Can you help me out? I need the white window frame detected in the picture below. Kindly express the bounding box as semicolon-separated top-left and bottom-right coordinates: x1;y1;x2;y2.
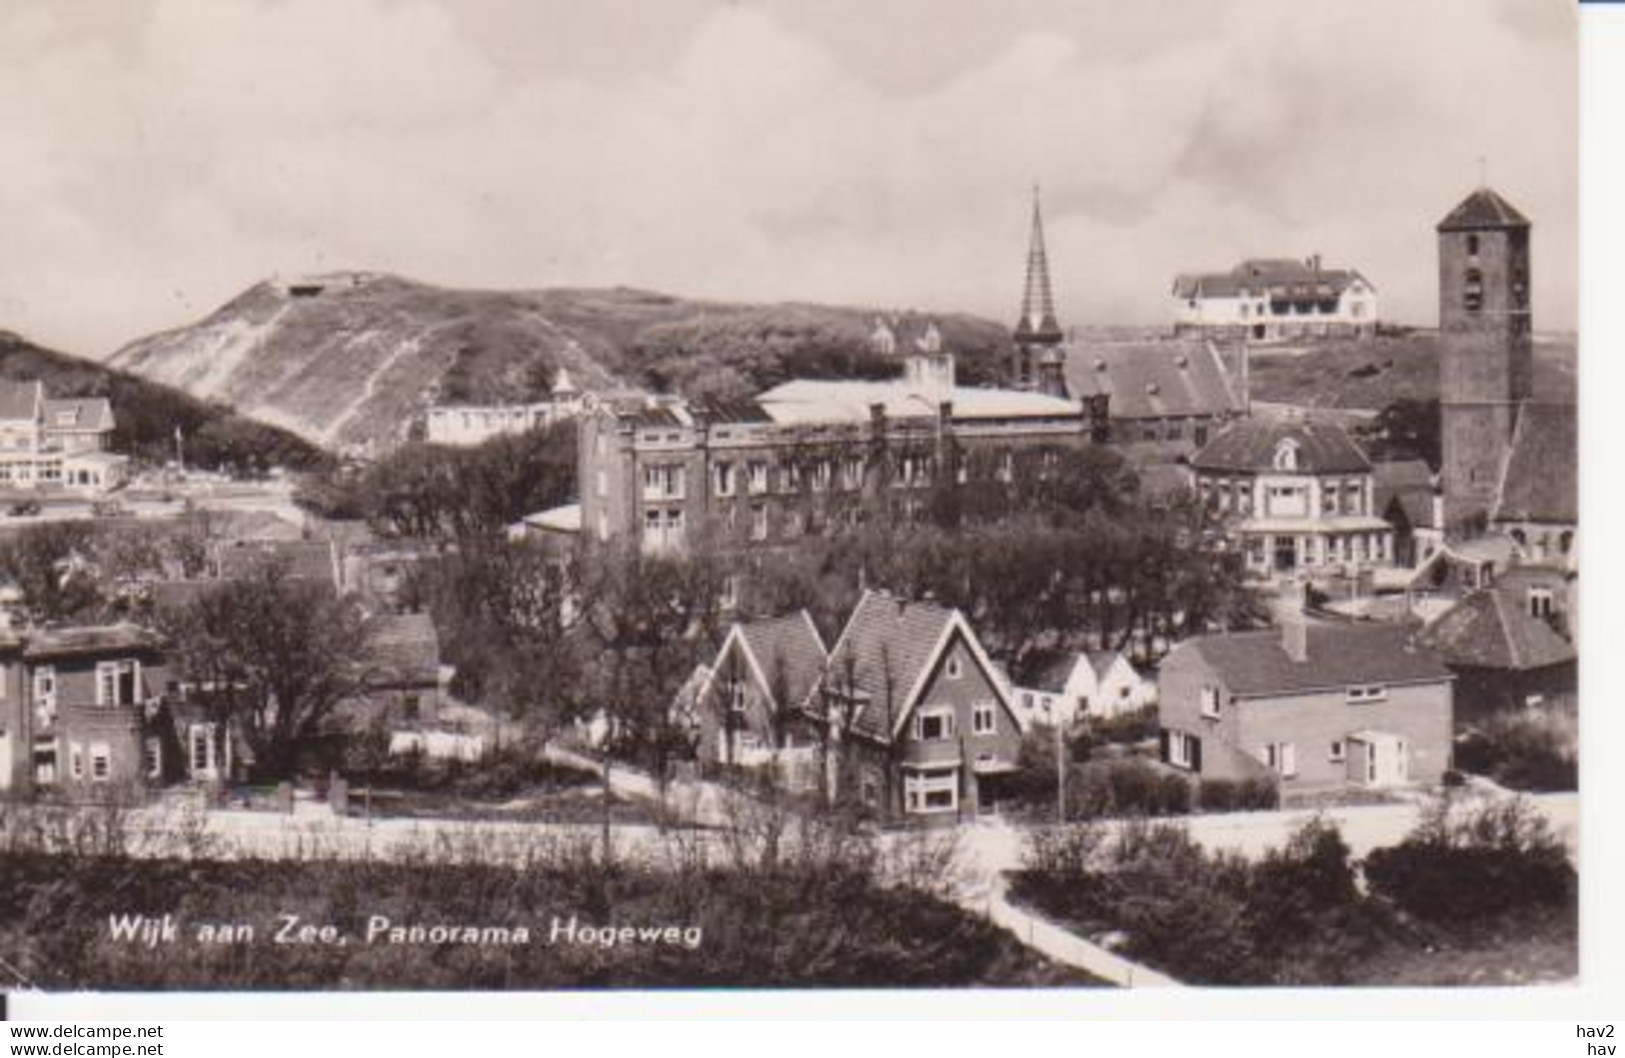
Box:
913;708;956;742
89;742;111;783
96;660;140;707
1168;730;1196;769
144;737;163;779
69;742;85;780
903;767;958;815
945;656;963;681
1346;684;1388;705
972;702;996;735
1199;685;1221;719
1264;741;1297;778
713;461;736;498
1528;587;1554;619
747;461;769;495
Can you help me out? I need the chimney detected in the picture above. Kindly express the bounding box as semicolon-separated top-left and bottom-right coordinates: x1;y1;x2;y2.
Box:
1280;578;1309;663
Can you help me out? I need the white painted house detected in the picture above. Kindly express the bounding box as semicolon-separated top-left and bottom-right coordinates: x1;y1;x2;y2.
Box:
1172;257;1377;341
424;369;588;447
1010;649;1156;727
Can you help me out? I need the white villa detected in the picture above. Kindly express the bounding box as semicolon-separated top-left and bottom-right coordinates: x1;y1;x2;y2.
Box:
0;381;128;493
1172;257;1377;341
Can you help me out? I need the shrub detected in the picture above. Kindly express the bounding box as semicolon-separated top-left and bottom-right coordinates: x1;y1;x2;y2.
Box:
1198;776;1280;813
1454;718;1576;793
1088;705;1159;746
1364;797;1574;925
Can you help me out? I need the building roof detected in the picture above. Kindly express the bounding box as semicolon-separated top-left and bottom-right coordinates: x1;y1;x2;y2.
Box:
23;622;162;660
1179;624;1452;697
519;503;582;534
823;591;972;739
0;380;43;423
1023;648;1130;695
365;612;441;686
1172;259;1369;300
1015;190;1064;343
215;540;340;588
1418;589;1575;671
44;397;115;432
1437;187;1531;232
1192;417;1372;474
1063;339;1242;421
756;378;1081;426
1493;403;1577;525
733;611;828;714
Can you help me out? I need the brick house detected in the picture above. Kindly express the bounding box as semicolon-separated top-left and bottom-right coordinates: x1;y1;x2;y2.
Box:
1159;614;1454;792
690;611;828;788
817;591;1027;818
0;623;169;800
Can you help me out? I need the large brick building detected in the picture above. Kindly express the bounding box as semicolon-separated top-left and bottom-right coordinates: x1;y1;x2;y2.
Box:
577;328;1098;554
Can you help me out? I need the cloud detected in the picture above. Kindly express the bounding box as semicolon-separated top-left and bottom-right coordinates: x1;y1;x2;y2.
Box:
0;0;1577;356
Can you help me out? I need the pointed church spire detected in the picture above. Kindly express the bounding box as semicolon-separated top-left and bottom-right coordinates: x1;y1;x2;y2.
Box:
1017;185;1064;343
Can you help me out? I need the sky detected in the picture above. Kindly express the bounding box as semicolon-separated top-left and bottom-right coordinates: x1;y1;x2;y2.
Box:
0;0;1578;358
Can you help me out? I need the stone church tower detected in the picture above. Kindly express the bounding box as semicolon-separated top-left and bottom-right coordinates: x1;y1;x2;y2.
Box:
1437;186;1533;532
1012;188;1069;398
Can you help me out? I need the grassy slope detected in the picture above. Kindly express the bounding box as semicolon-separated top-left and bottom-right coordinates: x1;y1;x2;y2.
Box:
1245;331;1577;410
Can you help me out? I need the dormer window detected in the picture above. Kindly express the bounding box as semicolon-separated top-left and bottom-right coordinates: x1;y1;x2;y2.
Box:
1273;439;1300;472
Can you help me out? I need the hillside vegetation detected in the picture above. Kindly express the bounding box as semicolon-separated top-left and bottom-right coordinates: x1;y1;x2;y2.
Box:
0;330;327;474
110;275;1013;453
1244;330;1576;411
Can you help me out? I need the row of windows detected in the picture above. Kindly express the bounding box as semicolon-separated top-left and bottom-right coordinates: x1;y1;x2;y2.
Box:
1198;683;1389;719
911;704;999;741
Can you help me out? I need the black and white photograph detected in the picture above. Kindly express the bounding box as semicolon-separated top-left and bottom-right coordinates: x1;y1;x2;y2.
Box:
0;0;1581;1000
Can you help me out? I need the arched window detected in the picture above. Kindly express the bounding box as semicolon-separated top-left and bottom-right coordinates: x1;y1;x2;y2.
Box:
1464;268;1484;312
1272;439;1300;472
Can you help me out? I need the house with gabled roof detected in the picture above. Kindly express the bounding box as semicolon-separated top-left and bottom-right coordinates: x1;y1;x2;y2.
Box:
1010;648;1155;728
692;610;828;784
815;590;1026;818
1417;588;1576;722
1171;256;1378;341
1159;603;1454;793
1192;416;1395;578
0;380;128;492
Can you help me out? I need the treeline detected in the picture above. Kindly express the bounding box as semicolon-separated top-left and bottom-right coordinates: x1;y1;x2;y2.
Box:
0;331;327;475
296;421;578;539
623;308;1010;403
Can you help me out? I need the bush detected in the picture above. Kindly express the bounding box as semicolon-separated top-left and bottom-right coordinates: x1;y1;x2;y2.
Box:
1012;817;1386;985
1087;705;1160;746
1364;797;1574;925
1198;776;1280;813
1454;719;1577;793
